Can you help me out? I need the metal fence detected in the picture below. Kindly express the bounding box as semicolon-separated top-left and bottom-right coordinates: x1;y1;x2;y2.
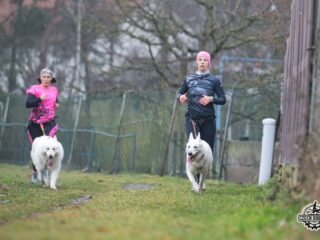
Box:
0;91;186;175
0;82;280;177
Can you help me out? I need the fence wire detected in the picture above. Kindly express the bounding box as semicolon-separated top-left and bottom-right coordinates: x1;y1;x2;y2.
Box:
0;84;280;176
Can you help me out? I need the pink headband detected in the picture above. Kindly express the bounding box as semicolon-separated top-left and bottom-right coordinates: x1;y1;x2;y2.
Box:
196;51;211;65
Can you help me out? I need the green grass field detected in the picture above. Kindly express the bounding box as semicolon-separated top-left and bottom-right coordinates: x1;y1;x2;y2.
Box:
0;163;319;240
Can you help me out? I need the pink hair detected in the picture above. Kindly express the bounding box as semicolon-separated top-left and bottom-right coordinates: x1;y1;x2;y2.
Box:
196;51;211;65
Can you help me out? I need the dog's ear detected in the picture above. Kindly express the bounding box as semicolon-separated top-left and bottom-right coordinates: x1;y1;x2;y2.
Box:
196;132;201;140
188;132;194;141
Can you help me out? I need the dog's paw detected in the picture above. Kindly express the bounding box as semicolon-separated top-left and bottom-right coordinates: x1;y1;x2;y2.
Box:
199;184;206;192
192;185;205;193
196;188;203;193
193;189;202;193
192;185;200;192
50;186;57;190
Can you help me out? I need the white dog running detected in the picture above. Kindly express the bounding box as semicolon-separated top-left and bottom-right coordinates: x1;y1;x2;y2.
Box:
186;133;213;193
31;135;64;189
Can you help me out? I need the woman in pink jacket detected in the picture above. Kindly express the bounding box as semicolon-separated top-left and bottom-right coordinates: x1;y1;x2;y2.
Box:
25;68;60;183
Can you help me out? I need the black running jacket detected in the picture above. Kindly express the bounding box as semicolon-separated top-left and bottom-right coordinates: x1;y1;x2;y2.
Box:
177;73;226;120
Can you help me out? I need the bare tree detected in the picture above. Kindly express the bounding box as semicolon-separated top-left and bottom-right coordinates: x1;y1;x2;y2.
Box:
0;0;62;92
0;0;291;94
114;0;277;87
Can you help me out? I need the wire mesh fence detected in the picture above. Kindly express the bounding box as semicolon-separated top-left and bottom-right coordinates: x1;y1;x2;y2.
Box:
0;83;280;177
0;91;185;175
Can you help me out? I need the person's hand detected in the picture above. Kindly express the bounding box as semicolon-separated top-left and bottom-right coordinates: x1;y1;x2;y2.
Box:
40;94;46;100
55;103;59;108
199;95;213;105
179;93;188;103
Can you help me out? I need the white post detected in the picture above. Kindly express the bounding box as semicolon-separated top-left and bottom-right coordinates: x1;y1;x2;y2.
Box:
258;118;276;185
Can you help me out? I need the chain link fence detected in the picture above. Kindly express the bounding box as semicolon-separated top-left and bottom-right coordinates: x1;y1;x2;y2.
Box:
0;91;185;175
0;83;280;178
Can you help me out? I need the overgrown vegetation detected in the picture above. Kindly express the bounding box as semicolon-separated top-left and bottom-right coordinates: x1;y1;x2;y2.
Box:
0;164;318;240
294;133;320;200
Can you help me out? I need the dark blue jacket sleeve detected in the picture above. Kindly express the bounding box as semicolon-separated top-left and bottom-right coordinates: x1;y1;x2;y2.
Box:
176;78;188;100
213;79;226;105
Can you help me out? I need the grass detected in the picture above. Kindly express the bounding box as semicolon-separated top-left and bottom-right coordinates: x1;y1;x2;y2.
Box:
0;163;319;240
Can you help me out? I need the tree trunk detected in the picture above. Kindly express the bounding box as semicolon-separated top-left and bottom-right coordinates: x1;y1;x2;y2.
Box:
8;44;17;92
37;0;62;76
159;58;187;176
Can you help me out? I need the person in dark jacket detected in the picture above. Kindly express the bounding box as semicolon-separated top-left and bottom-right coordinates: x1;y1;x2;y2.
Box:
25;68;60;183
177;51;226;152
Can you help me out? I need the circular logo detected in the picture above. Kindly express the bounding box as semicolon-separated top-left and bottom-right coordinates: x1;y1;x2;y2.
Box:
297;201;320;231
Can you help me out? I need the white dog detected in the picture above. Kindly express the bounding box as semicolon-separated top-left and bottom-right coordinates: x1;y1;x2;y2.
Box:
186;133;213;193
31;135;64;189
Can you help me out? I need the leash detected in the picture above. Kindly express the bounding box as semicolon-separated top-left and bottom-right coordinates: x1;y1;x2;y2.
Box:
191;120;197;138
40;123;45;136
